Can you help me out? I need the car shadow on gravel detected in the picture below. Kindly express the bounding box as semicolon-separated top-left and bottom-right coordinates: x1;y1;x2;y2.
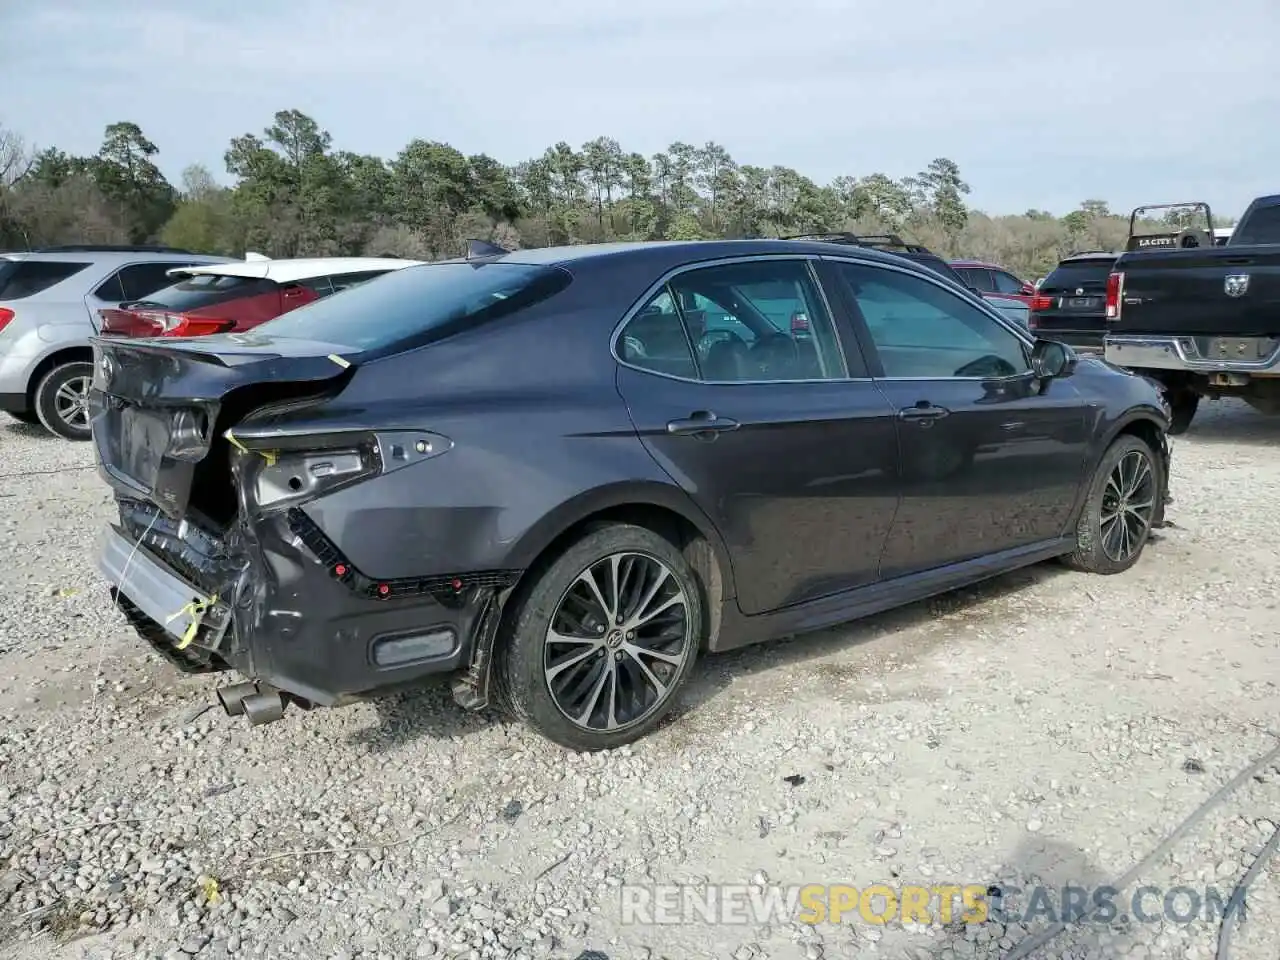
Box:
668;560;1075;727
345;681;507;753
1180;400;1278;448
0;420;55;442
908;835;1147;959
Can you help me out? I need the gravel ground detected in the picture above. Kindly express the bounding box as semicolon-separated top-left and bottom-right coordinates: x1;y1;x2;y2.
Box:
1;399;1278;960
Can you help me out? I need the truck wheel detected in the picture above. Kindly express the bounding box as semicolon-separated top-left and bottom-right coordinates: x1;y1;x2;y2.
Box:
1166;392;1199;435
1064;434;1164;575
497;523;703;751
34;361;94;441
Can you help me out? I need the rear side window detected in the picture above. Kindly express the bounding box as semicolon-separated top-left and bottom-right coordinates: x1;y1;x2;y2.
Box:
251;262;572;353
132;273;279;311
1041;260;1114;292
95;262;199;303
1233;205;1280;245
0;260;92;300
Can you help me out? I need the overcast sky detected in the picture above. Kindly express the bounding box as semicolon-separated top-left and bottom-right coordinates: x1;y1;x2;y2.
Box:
3;0;1276;217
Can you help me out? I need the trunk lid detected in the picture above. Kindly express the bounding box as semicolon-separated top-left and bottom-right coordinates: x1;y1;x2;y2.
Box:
89;333;356;520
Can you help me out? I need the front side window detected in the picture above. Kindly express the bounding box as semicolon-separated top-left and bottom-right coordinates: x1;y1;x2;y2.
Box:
837;262;1029;379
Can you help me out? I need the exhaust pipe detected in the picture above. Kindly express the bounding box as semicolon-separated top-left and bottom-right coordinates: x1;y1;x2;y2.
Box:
240;691;286;726
216;682;260;717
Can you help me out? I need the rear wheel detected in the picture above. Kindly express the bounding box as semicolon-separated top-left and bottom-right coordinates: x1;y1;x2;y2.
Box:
34;361;94;441
498;523;702;751
1064;435;1163;575
1166;390;1199;435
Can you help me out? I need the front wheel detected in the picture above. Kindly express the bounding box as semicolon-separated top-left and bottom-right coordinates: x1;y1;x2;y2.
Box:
498;523;703;751
34;361;94;441
1064;435;1164;575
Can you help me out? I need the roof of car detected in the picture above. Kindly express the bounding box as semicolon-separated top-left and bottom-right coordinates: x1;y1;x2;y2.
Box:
166;257;425;282
452;239;941;273
4;250;233;266
1057;251;1120;263
949;259;1008;270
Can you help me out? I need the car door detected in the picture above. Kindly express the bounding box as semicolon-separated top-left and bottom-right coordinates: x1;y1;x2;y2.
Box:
614;255;901;615
826;257;1092;579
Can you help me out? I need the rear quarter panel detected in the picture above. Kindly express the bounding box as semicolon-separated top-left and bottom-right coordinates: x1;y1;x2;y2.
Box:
282;294;729;586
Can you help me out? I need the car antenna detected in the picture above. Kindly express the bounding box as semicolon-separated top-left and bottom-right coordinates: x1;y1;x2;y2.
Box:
466;239;507;260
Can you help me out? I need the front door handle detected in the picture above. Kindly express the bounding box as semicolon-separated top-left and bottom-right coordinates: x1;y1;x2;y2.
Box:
897;402;951;423
667;411;741;436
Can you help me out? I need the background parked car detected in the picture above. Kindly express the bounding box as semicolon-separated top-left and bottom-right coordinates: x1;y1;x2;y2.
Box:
97;256;423;338
1027;251;1119;353
985;293;1030;328
0;245;234;439
950;259;1036;303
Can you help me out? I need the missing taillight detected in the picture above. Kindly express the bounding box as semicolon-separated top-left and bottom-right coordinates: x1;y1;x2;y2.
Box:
1105;271;1125;320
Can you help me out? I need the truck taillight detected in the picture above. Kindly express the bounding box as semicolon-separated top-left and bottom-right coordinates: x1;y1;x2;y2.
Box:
1028;295;1055;311
1105;271;1125;320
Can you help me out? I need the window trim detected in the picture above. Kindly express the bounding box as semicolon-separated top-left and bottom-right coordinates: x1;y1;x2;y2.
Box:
819;254;1036;383
610;254;865;386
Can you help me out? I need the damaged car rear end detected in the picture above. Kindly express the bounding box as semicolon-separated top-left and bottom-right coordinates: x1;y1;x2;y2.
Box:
89;257;574;725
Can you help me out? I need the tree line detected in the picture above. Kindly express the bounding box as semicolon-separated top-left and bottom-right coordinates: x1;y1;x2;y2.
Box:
0;110;1219;281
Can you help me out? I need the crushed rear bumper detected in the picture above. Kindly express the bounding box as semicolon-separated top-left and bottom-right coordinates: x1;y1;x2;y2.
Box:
96;501;519;709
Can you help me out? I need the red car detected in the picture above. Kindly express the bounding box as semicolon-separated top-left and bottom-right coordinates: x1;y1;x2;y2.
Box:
97;256;422;337
949;260;1036;304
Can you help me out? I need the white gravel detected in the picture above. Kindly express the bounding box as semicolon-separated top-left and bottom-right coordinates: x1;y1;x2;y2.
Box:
1;399;1279;960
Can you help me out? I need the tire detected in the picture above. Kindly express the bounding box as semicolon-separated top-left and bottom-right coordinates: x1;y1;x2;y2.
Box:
5;409;40;425
34;361;94;441
497;523;703;751
1064;434;1164;575
1166;391;1199;436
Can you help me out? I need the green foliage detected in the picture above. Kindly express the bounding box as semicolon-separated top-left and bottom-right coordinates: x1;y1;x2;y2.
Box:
0;110;1179;278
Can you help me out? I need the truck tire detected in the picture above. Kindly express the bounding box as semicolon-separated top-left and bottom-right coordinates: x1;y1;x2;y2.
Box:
1167;391;1199;435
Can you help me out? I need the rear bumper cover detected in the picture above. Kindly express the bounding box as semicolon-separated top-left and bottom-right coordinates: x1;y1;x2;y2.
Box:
96;502;520;707
1105;334;1280;374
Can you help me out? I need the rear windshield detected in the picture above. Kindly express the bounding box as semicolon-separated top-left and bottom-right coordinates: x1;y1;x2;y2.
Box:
0;260;92;300
132;273;278;311
1042;259;1115;291
252;261;573;352
1233;204;1280;245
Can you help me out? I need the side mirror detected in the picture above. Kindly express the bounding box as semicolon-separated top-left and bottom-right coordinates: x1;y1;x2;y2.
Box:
1031;338;1077;379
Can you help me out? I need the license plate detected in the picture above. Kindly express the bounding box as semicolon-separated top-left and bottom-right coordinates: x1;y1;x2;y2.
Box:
1206;337;1274;360
1067;297;1099;308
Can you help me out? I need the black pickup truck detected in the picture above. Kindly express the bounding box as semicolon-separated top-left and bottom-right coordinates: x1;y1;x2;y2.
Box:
1103;195;1280;432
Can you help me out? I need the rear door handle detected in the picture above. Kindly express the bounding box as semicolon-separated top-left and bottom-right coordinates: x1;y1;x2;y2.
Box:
897;403;951;423
667;411;740;436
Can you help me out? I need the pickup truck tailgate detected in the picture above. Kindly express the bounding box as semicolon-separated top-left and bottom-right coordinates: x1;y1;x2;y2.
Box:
1111;245;1280;336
